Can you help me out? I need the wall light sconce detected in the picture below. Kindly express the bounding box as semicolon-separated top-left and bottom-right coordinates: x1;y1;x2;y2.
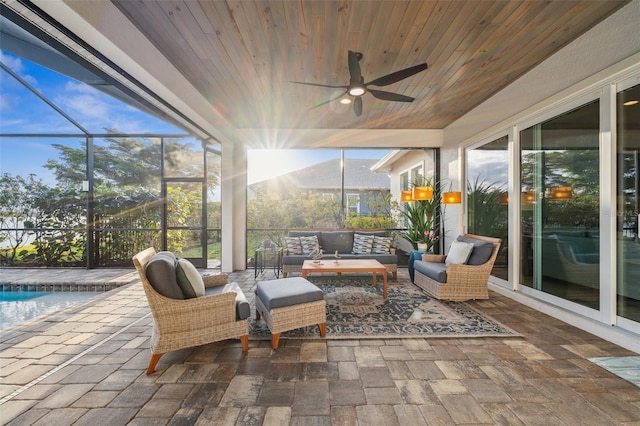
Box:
546;186;573;200
412;186;433;201
442;191;462;204
521;191;537;204
401;190;414;202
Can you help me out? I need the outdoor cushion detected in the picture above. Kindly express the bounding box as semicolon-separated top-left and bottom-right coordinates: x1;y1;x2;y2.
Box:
352;233;373;254
413;260;448;283
289;231;322;243
205;282;250;320
175;258;205;298
446;241;474;264
299;235;319;254
371;235;392;254
255;277;324;310
456;235;494;265
284;236;303;255
321;231;354;254
145;251;184;299
282;253;397;265
344;253;397;264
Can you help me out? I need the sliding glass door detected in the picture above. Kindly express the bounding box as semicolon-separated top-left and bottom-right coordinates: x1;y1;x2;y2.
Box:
520;100;600;309
617;83;640;322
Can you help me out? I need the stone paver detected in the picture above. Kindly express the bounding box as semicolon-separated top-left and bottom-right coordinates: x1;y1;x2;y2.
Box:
0;268;639;425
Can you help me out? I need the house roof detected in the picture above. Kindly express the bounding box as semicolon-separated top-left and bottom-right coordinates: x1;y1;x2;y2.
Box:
251;158;389;191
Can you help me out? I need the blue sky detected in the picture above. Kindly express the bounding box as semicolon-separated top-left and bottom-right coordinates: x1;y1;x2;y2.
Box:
0;51;183;182
1;51;391;187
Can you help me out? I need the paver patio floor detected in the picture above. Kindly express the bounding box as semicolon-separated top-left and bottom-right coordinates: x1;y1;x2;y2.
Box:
1;268;639;425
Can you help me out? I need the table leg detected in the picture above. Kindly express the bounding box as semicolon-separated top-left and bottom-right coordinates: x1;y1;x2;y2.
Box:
372;272;377;287
382;270;388;299
302;270;308;279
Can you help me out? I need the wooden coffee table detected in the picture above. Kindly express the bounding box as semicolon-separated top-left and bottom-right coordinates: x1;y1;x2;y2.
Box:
301;259;388;299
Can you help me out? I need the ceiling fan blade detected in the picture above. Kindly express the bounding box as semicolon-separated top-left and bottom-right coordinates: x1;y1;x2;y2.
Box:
354;96;363;117
309;91;349;110
348;50;362;82
291;81;348;89
368;89;415;102
366;63;428;87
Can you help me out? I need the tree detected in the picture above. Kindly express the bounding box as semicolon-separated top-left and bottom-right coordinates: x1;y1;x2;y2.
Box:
467;177;507;239
30;185;86;266
0;174;46;264
44;130;220;190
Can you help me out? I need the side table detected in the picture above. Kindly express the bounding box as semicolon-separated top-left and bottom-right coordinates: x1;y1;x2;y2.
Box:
254;247;283;279
407;250;426;283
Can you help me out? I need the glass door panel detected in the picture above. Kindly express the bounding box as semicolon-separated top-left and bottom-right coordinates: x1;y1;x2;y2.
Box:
520;100;600;308
165;181;205;267
466;135;509;281
617;84;640;322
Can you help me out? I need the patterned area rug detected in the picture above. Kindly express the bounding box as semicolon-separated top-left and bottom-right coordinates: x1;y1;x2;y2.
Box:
249;276;520;340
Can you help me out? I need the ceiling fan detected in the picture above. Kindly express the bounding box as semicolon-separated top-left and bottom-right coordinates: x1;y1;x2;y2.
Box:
292;50;428;117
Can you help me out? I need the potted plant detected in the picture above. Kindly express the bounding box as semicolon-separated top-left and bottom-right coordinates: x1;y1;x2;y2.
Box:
397;177;442;252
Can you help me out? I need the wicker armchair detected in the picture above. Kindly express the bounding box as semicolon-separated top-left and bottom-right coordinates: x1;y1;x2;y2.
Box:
133;248;249;374
413;234;502;301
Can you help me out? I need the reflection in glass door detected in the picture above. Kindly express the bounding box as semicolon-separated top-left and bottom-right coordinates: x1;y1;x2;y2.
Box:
520;100;600;309
164;180;205;267
617;83;640;322
466;136;509;281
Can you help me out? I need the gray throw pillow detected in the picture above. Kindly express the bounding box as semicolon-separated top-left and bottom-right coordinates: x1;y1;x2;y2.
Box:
456;236;495;265
145;252;184;299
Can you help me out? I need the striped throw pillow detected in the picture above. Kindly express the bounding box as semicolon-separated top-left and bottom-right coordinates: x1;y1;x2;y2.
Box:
299;235;319;255
371;236;392;254
352;233;373;254
284;236;303;255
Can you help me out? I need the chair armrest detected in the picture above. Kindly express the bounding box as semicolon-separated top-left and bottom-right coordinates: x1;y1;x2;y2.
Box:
422;254;445;263
151;291;239;328
446;262;491;273
203;273;229;288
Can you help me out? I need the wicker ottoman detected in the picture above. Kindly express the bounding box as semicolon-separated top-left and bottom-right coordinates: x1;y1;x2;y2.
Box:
255;277;326;349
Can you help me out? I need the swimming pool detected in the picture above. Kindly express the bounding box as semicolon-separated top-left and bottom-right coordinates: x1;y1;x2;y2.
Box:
0;291;102;331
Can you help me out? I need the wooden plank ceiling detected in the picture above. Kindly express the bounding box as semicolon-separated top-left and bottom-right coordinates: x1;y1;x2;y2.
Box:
112;0;627;130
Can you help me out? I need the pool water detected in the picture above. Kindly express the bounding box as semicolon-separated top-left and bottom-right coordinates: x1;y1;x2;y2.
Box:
0;291;101;331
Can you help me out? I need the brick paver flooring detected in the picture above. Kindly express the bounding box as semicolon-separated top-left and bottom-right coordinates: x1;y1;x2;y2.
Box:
1;268;639;425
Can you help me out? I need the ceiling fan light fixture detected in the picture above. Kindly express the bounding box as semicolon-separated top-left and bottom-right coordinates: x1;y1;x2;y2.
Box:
348;85;366;97
340;97;352;105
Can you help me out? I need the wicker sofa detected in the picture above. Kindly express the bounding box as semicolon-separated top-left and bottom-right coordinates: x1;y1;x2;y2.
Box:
413;234;501;301
133;248;249;374
281;229;398;280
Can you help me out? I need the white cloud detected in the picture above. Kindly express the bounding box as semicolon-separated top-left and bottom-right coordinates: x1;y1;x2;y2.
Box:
0;52;24;73
0;52;39;89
